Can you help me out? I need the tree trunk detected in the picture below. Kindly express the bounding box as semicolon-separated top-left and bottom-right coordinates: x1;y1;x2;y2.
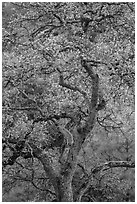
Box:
32;59;101;202
56;177;73;201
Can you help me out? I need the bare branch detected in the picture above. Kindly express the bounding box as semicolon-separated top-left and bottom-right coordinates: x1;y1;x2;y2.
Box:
3;107;38;112
33;112;73;124
126;2;134;12
58;126;74;146
58;70;86;96
77;163;89;177
31;180;56;195
18;89;44;117
76;160;135;201
52;12;64;24
91;161;135;174
97;117;121;131
80;56;98;80
59;45;82;53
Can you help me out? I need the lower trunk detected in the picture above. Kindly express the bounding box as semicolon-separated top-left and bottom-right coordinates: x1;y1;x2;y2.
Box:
56;177;73;202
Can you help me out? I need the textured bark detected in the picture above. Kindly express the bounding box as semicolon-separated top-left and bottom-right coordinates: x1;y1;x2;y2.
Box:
44;59;100;201
52;59;100;201
56;177;73;201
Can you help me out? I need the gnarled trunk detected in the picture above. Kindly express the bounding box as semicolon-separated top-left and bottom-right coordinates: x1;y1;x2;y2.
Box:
32;58;101;202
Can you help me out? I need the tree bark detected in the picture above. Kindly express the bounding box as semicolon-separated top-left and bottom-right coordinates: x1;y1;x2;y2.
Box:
56;177;73;201
54;59;100;201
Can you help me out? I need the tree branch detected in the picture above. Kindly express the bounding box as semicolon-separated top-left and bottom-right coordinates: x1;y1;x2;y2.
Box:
33;112;73;124
77;57;99;136
76;160;135;201
18;89;44;117
57;68;87;97
28;142;61;199
91;161;135;174
57;68;90;110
